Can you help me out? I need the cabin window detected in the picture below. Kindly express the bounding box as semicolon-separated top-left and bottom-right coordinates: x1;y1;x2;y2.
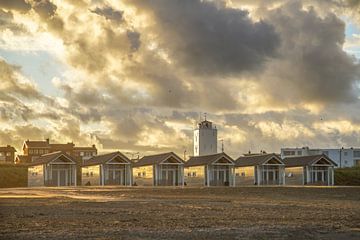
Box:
241;172;245;177
142;172;146;177
90;172;93;177
344;152;348;156
80;152;84;156
6;152;11;156
137;172;142;177
192;172;196;177
187;172;191;177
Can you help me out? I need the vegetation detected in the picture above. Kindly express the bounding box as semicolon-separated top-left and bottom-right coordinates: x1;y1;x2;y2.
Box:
335;167;360;186
0;164;28;188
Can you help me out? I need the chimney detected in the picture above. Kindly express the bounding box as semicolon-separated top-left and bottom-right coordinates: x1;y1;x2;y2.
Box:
46;138;50;144
92;144;96;148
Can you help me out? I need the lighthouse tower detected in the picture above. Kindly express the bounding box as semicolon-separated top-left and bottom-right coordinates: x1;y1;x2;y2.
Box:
193;116;217;156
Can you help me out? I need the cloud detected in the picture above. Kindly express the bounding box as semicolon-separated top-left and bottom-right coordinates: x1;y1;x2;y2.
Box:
32;0;57;20
0;0;31;13
126;0;279;76
257;1;360;105
1;0;360;157
91;6;123;23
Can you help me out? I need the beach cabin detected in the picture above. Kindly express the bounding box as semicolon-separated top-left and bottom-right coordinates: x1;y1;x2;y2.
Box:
81;151;132;186
28;151;77;187
184;153;235;187
283;154;336;186
132;152;185;186
235;153;285;185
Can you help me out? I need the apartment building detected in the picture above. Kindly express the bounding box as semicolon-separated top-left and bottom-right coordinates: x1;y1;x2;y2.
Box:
15;139;97;163
281;146;360;168
0;145;16;163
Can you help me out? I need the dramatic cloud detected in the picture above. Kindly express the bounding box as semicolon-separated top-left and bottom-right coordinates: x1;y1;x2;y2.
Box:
258;2;360;104
0;0;360;157
91;6;123;23
0;0;31;13
127;0;279;76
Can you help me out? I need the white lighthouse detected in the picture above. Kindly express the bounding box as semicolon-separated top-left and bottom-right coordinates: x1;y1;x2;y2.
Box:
193;116;217;156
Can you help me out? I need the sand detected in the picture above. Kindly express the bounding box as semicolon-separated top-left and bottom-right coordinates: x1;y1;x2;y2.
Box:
0;186;360;239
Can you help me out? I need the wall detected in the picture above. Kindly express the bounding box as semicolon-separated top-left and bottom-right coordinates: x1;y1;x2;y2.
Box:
235;166;255;185
28;165;44;187
82;165;100;186
285;167;304;185
185;166;205;186
133;165;154;186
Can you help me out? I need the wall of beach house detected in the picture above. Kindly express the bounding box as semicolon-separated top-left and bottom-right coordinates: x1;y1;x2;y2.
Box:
133;165;154;186
44;164;77;186
235;166;255;185
82;165;100;186
154;164;184;186
28;165;44;187
184;166;206;186
285;167;304;185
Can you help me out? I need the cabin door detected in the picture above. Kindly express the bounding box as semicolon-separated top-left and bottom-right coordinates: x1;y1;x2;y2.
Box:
213;169;227;186
52;169;68;186
108;168;125;185
162;169;176;186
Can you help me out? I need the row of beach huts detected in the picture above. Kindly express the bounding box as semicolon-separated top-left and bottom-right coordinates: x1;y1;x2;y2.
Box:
27;150;337;187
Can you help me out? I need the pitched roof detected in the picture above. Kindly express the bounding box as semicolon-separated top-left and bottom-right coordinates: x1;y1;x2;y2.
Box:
50;143;75;151
0;145;16;152
24;140;50;148
28;151;76;166
133;152;184;167
74;146;97;151
82;151;130;167
235;153;284;167
283;154;337;167
185;152;234;167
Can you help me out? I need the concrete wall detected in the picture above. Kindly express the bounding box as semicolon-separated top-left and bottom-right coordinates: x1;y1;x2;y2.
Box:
133;165;154;186
285;167;304;185
82;165;100;186
28;165;44;187
235;166;255;185
185;166;205;186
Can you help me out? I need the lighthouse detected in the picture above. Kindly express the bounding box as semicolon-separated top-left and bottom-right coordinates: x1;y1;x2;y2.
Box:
193;116;217;156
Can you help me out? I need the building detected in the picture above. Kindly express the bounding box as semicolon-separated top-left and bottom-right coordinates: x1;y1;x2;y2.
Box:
0;145;16;163
15;139;97;163
184;152;235;187
28;151;77;187
74;145;97;163
132;152;185;186
281;146;360;168
235;153;285;185
194;118;217;156
81;152;132;186
283;154;337;186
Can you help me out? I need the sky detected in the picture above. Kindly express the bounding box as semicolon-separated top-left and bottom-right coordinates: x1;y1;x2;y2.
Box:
0;0;360;159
